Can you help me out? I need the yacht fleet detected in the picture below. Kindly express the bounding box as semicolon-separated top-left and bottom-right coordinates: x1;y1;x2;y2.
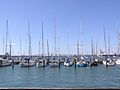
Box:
0;54;120;68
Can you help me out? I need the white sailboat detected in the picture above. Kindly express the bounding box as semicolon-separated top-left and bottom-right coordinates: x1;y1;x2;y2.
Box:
103;58;115;66
49;56;59;67
50;18;59;67
116;31;120;65
102;26;115;66
76;21;88;67
63;32;73;67
36;22;47;67
0;20;12;67
0;57;11;67
19;21;35;67
64;57;73;67
89;37;98;66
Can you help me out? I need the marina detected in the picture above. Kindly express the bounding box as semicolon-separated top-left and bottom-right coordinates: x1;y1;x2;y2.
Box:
0;0;120;89
0;55;120;89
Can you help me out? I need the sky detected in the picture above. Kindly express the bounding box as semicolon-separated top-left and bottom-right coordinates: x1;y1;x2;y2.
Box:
0;0;120;55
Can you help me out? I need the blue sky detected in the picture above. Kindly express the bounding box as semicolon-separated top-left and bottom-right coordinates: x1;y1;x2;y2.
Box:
0;0;120;55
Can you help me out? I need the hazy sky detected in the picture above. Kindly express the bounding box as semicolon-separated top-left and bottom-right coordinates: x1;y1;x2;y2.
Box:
0;0;120;55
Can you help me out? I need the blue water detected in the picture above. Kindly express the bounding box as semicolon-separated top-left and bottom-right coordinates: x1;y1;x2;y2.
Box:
0;64;120;89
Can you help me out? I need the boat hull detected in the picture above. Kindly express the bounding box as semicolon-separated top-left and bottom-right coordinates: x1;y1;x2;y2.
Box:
49;62;59;67
76;61;88;67
64;62;73;67
77;63;87;67
103;60;115;66
0;60;11;67
19;61;35;67
116;59;120;65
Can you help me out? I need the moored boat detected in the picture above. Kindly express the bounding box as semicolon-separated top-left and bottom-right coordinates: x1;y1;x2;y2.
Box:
0;57;11;67
115;59;120;65
76;56;88;67
36;57;47;67
103;58;115;66
19;57;35;67
49;57;60;67
64;58;73;67
76;60;88;67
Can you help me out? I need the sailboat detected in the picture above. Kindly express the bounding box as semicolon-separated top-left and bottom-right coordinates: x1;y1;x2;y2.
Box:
102;26;115;66
0;20;12;67
36;22;47;67
116;30;120;65
64;57;73;67
50;18;59;67
76;21;88;67
63;32;73;67
19;21;35;67
89;37;98;66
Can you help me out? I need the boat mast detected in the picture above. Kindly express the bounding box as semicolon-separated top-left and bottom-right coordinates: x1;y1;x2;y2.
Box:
20;36;22;56
96;33;98;56
5;20;8;55
39;40;40;56
108;33;110;54
103;25;107;55
91;37;93;56
58;37;60;56
9;38;12;56
66;33;69;56
3;36;5;55
80;21;83;58
117;30;120;54
77;40;79;57
42;21;44;58
28;21;31;57
91;37;94;58
47;39;50;57
54;18;57;56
